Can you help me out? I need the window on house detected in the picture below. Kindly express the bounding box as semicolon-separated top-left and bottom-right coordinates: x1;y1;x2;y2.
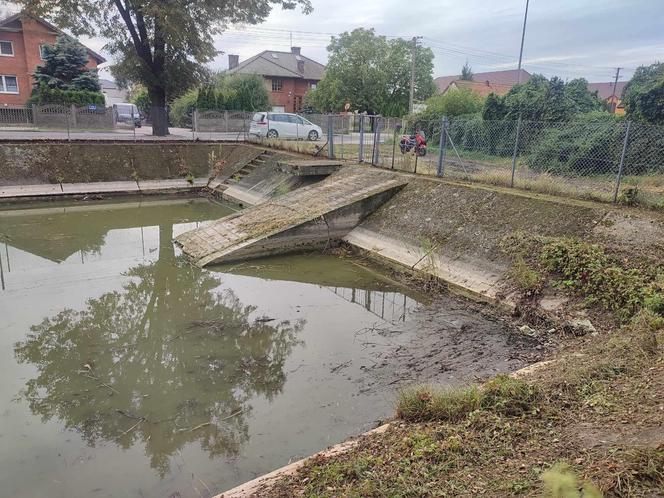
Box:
271;79;283;92
0;41;14;56
310;82;317;90
39;44;49;60
0;75;19;93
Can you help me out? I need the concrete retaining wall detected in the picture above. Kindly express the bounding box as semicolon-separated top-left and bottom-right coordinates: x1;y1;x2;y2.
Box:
0;142;265;186
344;178;664;302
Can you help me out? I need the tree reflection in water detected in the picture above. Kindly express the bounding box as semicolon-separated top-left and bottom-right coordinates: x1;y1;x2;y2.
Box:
14;224;304;476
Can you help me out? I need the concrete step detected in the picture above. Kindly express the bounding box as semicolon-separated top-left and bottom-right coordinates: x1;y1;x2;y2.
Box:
175;166;408;267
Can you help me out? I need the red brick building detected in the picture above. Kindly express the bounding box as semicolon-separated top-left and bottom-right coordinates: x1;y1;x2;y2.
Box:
0;12;105;106
226;47;325;113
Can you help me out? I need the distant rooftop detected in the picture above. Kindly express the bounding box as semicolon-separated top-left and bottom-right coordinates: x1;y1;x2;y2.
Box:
227;49;325;80
435;69;531;93
587;81;628;100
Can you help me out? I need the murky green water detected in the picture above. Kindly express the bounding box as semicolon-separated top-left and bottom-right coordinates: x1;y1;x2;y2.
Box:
0;197;423;498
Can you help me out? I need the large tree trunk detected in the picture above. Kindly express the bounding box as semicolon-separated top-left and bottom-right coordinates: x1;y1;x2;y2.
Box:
149;86;169;136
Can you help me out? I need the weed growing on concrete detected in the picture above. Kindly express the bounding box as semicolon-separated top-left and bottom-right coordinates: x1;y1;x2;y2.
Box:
501;232;664;321
508;256;543;295
185;172;195;185
55;174;65;192
539;238;663;320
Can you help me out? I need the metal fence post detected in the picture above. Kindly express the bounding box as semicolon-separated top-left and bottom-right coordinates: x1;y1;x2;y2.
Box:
613;120;632;203
66;106;71;142
131;107;137;141
510;115;523;187
358;114;365;163
327;114;334;159
391;125;397;170
192;109;197;140
437;116;448;176
372;117;381;165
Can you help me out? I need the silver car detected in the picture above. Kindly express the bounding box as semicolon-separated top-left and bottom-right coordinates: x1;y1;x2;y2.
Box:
249;112;321;141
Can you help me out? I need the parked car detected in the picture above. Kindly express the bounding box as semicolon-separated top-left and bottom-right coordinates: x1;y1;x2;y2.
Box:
113;103;142;127
249;112;321;141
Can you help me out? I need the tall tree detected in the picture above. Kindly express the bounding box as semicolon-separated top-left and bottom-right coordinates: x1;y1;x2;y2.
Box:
622;62;664;125
17;0;311;135
33;35;101;92
308;28;435;116
497;74;603;122
460;62;473;81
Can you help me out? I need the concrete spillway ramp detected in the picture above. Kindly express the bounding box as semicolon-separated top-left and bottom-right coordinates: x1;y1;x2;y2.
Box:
175;166;407;266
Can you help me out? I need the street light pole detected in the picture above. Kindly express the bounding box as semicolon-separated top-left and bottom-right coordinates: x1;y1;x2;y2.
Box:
516;0;530;84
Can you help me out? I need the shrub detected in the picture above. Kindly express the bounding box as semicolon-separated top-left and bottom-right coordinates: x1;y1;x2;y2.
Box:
131;88;150;115
537;238;664;321
28;84;105;106
416;87;484;122
170;88;198;128
526;112;625;176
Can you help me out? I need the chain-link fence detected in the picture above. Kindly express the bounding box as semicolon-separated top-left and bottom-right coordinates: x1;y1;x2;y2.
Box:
2;104;662;207
324;114;664;208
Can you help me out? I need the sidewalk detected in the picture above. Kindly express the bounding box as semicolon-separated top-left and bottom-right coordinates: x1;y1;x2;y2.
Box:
0;126;245;141
0;178;209;200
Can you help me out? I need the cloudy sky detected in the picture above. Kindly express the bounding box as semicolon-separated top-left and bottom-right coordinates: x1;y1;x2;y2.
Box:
5;0;662;83
204;0;662;83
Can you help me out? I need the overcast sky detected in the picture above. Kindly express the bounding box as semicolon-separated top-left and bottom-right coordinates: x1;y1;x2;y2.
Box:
5;0;662;83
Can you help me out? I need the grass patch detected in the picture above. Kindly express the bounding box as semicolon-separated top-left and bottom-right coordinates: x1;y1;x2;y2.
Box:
396;375;539;423
396;384;480;422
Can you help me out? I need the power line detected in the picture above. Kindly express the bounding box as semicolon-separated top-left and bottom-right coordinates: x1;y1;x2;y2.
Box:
217;25;636;79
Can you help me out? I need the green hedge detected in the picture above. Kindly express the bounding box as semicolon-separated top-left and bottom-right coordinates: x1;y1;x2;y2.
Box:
28;85;105;106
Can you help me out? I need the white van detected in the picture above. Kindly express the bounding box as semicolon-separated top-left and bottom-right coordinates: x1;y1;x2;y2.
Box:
249;112;322;141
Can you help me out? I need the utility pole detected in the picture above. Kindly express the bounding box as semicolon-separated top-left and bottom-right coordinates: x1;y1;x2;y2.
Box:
510;0;530;188
409;36;422;114
610;67;622;113
516;0;530;84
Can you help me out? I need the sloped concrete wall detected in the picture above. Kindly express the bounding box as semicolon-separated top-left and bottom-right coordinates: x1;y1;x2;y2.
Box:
345;178;662;302
0;142;265;186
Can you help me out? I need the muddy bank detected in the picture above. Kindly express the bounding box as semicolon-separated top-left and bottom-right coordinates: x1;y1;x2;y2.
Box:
339;294;544;401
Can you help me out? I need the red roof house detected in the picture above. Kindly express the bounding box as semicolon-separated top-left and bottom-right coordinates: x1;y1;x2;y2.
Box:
0;12;105;106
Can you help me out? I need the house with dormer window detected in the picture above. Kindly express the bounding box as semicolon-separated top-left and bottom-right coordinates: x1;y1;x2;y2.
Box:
226;47;325;113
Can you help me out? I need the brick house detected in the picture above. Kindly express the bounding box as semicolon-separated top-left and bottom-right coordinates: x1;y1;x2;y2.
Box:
226;47;325;113
0;12;105;106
